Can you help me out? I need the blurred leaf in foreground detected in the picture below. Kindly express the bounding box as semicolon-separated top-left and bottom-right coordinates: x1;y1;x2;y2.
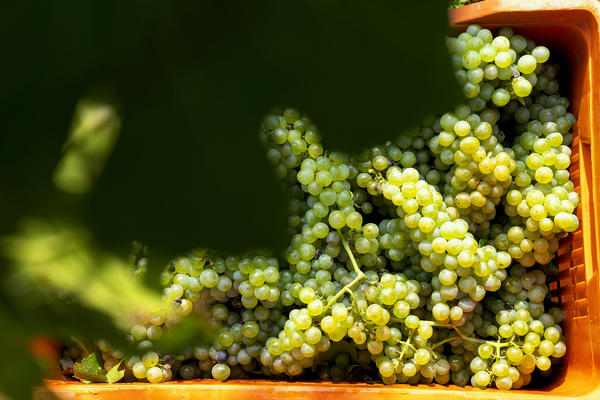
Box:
0;0;461;261
0;306;45;400
53;98;121;195
1;219;162;329
0;218;214;397
1;217;214;344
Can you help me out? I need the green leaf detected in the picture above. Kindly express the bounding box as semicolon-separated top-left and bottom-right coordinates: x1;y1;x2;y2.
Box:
1;219;163;327
0;0;460;261
73;353;107;383
106;360;125;384
0;217;215;351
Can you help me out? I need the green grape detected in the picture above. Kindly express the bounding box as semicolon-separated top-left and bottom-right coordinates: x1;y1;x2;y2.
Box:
131;324;147;342
517;55;537;74
405;315;420;329
496;376;513;390
532;46;550;63
200;269;219;288
492;89;511;107
328;210;346;229
146;367;163;383
147;325;162;341
133;362;147;379
211;364;231;380
142;352;159;368
513;77;532;97
494;51;512;68
474;371;491;387
414;349;431;365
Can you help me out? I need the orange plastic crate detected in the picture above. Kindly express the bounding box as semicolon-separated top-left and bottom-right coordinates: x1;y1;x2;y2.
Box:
35;0;600;399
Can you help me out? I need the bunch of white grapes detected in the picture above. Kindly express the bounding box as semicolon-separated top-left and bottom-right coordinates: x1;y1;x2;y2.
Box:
63;25;578;390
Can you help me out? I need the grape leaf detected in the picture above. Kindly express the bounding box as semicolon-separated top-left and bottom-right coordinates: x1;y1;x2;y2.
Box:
73;353;107;383
106;361;125;384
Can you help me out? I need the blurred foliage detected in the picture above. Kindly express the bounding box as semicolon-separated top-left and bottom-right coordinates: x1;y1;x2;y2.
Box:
2;219;162;328
0;306;45;400
0;1;462;398
53;99;121;195
0;0;460;259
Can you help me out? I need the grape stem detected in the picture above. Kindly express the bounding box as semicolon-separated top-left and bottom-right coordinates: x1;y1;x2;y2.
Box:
72;336;91;357
338;229;365;278
431;335;460;350
395;340;417;352
495;336;502;358
347;289;370;329
398;329;414;360
425;320;511;350
322;230;365;312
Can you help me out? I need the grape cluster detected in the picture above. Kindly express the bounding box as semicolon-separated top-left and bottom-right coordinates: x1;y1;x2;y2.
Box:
63;25;578;390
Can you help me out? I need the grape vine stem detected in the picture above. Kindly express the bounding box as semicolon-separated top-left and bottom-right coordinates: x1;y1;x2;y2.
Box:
398;329;414;360
425;321;511;351
323;230;366;312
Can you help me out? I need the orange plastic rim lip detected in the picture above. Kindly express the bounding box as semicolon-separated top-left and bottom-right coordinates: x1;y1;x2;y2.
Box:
37;0;600;399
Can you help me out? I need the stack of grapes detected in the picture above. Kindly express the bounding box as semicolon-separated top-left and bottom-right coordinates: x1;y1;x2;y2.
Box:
63;25;578;390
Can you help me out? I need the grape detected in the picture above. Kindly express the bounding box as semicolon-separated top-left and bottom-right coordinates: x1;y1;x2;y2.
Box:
142;352;159;368
132;362;147;379
513;77;532;97
492;88;511;106
496;376;513;390
146;367;163;383
517;55;537;74
131;324;147;342
495;51;512;68
432;303;450;321
474;371;490;387
414;349;431;365
211;364;231;380
492;36;511;52
532;46;550;63
200;269;219;288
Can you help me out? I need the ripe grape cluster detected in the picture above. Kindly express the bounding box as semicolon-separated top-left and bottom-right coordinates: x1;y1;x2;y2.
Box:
63;25;578;390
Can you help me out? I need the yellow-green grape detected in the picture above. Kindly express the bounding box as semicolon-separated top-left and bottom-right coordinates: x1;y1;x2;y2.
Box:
454;120;471;136
133;362;147;379
479;45;496;62
517;55;537;74
146;367;163;383
495;51;512;68
492;35;511;52
532;46;550;63
513;77;532;97
142;352;159;368
535;166;553;184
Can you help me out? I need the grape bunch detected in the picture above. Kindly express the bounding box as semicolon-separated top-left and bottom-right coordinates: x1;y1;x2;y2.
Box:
62;24;578;390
